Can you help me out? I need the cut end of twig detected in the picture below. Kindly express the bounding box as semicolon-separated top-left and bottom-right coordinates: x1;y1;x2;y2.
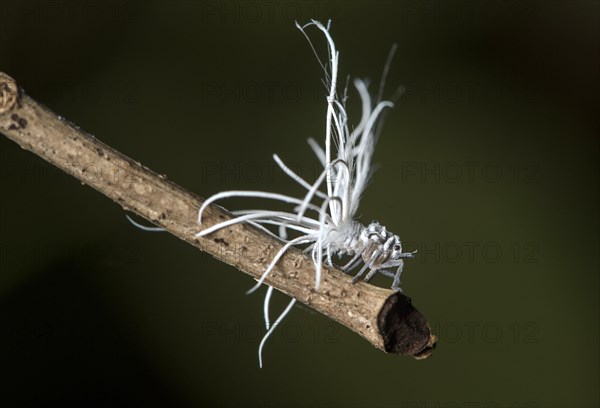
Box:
0;73;19;114
377;291;437;359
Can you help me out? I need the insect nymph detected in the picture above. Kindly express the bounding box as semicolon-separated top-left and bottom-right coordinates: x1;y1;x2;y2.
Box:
197;20;416;366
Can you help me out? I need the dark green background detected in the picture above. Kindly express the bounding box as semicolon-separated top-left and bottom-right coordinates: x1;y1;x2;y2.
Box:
1;1;598;407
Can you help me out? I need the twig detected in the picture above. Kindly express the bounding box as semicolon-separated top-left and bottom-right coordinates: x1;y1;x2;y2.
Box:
0;72;436;359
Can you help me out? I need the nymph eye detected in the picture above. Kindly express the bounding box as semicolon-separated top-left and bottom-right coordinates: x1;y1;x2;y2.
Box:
393;244;401;251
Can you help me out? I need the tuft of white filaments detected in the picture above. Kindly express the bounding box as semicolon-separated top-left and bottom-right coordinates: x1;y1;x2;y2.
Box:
196;20;416;368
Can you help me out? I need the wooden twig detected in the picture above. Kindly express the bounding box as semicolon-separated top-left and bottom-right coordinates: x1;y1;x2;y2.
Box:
0;72;436;359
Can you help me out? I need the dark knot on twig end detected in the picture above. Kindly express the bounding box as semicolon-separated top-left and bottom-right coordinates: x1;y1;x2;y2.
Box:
377;291;437;359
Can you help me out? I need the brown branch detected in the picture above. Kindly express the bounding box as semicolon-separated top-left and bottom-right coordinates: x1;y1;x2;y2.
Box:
0;72;436;359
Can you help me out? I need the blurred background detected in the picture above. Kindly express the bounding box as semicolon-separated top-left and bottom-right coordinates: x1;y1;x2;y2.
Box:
1;1;598;407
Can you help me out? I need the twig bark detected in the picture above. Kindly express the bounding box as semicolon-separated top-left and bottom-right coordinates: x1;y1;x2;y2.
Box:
0;72;436;359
